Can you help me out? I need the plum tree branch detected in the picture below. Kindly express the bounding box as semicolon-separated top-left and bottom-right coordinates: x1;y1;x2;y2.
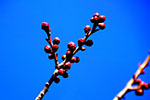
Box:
113;53;150;100
35;13;106;100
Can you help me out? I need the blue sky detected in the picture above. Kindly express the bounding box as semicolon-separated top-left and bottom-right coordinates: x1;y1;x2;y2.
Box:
0;0;149;100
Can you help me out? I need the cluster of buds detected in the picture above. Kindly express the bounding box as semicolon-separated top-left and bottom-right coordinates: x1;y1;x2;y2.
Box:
62;42;80;62
44;37;60;59
90;12;105;30
134;78;150;95
52;12;105;84
42;22;61;60
36;12;105;100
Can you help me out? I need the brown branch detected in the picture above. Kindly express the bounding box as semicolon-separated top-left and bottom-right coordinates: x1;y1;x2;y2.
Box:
36;13;105;100
35;69;58;100
35;24;101;100
113;53;150;100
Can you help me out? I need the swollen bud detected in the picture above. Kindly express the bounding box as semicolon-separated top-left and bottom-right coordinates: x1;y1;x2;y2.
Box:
78;38;85;46
52;44;59;52
62;72;69;78
70;57;80;63
70;57;76;63
54;76;60;83
93;12;100;17
41;22;50;33
68;41;76;51
75;57;80;63
62;55;66;60
44;45;51;53
98;15;105;23
66;50;72;57
48;54;54;59
85;40;93;47
84;25;91;33
135;89;143;95
41;22;49;30
53;37;60;45
58;69;65;75
98;23;105;30
63;62;71;70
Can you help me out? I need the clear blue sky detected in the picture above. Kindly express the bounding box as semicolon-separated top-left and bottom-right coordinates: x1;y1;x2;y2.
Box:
0;0;149;100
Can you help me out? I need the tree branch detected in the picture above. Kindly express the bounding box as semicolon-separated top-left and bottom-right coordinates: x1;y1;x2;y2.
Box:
36;13;106;100
113;53;150;100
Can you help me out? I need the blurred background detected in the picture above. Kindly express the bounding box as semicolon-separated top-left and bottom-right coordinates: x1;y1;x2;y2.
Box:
0;0;149;100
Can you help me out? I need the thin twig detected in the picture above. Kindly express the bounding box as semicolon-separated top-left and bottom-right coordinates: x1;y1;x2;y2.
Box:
113;53;150;100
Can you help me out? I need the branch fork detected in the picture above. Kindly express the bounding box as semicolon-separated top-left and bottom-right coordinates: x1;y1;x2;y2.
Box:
36;12;106;100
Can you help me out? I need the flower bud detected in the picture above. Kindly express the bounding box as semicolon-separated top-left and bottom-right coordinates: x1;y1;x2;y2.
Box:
78;38;85;46
85;40;93;47
44;45;51;53
84;25;91;33
54;76;60;83
52;44;59;52
53;37;60;45
68;41;76;51
135;89;143;95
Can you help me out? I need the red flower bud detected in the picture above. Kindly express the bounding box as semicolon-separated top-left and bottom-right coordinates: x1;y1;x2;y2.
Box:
70;57;80;63
52;44;59;52
93;16;99;21
62;72;69;78
93;12;100;17
85;40;93;47
48;54;54;59
70;57;76;63
84;25;91;33
41;22;49;30
78;38;85;46
58;69;65;75
41;22;50;33
64;62;71;70
53;37;60;45
90;16;100;23
62;55;66;60
98;23;105;30
75;57;80;63
66;50;72;57
135;89;143;95
54;76;60;83
68;41;76;51
44;45;51;53
98;15;105;23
